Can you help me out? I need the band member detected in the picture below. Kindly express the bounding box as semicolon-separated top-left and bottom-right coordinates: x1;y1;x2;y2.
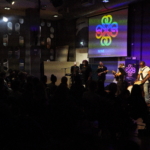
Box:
136;61;150;103
112;63;126;95
80;60;92;87
97;62;107;87
70;62;79;84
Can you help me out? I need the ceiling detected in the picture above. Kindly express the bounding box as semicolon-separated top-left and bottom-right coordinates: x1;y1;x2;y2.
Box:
0;0;143;20
0;0;62;20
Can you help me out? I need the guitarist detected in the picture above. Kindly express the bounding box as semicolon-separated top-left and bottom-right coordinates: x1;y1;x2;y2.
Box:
97;61;107;87
136;61;150;104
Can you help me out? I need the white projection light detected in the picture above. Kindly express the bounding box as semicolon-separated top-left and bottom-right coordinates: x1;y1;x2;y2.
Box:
3;17;8;22
102;0;109;3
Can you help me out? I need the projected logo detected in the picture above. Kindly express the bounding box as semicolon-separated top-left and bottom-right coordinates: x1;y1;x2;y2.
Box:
95;15;118;46
125;64;136;77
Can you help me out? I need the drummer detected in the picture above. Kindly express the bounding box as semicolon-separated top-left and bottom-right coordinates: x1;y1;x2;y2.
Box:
136;61;150;104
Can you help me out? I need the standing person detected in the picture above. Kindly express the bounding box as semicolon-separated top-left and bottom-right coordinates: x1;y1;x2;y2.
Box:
80;60;92;87
97;61;107;87
70;62;79;84
47;74;57;97
136;61;150;104
112;63;126;95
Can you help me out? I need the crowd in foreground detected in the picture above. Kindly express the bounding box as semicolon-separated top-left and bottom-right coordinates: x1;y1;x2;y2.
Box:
0;69;150;150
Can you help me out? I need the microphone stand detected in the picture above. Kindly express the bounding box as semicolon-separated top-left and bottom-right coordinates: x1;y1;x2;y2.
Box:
61;67;70;76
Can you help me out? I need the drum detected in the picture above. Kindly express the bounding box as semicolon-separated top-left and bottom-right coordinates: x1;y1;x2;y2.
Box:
134;81;142;85
128;81;144;94
127;85;133;93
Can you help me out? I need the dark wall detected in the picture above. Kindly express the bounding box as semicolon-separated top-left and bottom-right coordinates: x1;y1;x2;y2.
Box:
76;17;88;48
0;14;56;77
0;16;26;71
55;19;76;61
129;1;150;66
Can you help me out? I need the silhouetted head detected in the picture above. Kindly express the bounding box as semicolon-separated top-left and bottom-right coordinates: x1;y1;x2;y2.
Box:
51;74;57;83
82;60;88;66
108;83;117;95
87;80;97;92
131;84;143;97
61;76;68;85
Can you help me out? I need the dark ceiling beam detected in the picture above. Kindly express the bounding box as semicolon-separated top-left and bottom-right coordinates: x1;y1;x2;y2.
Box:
59;0;143;19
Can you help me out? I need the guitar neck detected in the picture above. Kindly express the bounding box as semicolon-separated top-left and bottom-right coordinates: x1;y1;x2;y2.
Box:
112;71;116;75
100;70;108;74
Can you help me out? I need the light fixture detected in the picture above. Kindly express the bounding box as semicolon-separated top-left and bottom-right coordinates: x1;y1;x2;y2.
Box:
53;14;58;18
6;0;15;5
3;17;8;22
12;1;15;5
102;0;109;3
4;7;11;10
80;41;84;46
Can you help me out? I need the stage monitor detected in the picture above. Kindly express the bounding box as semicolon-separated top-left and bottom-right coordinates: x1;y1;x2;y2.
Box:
88;9;128;58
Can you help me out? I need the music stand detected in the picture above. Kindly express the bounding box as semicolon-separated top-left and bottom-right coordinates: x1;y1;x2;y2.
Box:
61;67;70;76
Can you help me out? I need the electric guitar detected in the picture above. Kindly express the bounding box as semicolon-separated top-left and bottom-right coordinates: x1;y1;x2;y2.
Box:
98;70;109;76
134;81;143;85
112;70;121;77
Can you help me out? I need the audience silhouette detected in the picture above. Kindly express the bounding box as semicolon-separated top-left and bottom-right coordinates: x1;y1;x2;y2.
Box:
0;69;149;150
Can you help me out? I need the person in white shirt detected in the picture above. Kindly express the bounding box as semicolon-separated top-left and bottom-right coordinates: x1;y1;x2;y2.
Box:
136;61;150;103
